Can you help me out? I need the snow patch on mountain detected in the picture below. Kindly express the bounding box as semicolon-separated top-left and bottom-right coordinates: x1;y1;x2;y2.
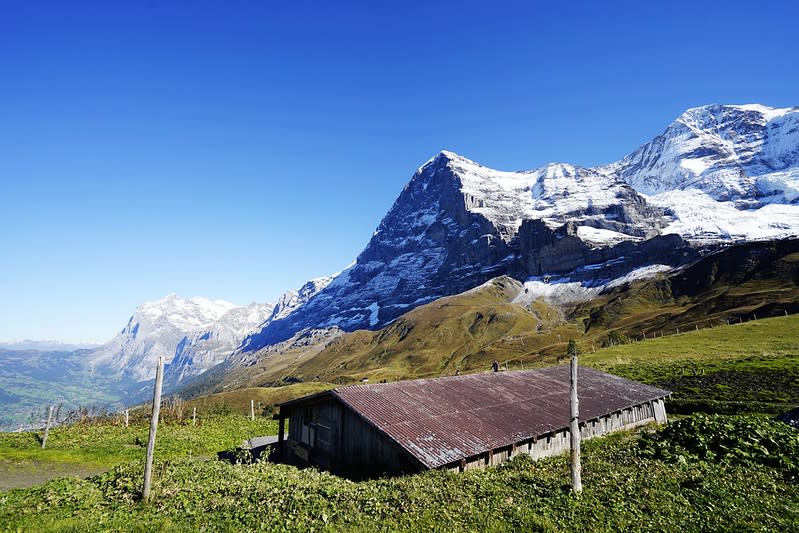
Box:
649;189;799;241
576;225;642;246
433;151;658;240
513;278;602;306
512;263;674;308
604;264;673;289
756;167;799;203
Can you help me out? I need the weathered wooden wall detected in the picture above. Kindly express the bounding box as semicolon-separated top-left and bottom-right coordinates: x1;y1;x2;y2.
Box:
446;399;667;472
285;398;418;477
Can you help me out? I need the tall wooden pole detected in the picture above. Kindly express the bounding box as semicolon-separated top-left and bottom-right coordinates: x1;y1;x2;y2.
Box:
125;409;129;428
41;405;54;449
143;356;164;501
250;399;255;421
192;407;196;427
570;355;583;494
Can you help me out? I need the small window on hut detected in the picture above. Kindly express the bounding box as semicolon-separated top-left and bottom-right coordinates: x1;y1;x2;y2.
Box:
300;407;316;447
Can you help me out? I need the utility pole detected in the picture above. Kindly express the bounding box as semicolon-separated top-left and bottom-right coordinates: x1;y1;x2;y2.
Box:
143;356;164;501
570;355;583;494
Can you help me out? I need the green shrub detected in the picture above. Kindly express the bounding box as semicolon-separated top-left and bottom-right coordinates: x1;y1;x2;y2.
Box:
640;414;799;480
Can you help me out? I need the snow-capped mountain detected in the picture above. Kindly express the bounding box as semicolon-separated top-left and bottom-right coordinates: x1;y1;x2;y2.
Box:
241;103;799;352
78;103;799;390
165;302;275;386
606;104;799;201
604;104;799;241
86;274;336;386
88;295;272;382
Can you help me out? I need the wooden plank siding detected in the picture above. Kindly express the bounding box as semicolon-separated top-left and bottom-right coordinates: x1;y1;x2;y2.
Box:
445;398;667;473
283;397;419;478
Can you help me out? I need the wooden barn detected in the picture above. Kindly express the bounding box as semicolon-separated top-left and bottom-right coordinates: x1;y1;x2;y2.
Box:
275;365;669;478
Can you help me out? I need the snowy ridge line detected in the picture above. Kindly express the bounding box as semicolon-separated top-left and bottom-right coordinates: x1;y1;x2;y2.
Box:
428;104;799;243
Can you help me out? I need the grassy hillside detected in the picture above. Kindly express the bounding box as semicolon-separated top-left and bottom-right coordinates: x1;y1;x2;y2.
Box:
581;314;799;412
576;239;799;340
2;419;796;532
276;276;577;384
183;382;336;416
177;299;797;426
4;241;799;530
0;415;276;491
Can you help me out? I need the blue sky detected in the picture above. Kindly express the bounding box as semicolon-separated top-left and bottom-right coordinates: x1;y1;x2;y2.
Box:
1;0;797;343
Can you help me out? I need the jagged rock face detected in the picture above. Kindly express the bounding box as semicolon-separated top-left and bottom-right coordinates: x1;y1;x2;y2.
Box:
164;302;274;388
263;277;333;324
607;104;799;201
242;153;685;349
242;105;799;352
243;154;517;348
88;295;272;382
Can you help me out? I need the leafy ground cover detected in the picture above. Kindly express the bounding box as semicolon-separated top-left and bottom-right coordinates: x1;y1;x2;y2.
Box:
1;420;797;532
640;414;799;480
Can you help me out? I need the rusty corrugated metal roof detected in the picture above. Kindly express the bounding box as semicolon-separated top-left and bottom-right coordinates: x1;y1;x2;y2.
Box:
327;365;669;469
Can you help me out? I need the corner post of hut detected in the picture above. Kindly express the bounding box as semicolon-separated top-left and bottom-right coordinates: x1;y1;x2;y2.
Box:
277;409;286;462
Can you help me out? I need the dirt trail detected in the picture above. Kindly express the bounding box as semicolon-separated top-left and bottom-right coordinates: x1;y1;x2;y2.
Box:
0;459;106;491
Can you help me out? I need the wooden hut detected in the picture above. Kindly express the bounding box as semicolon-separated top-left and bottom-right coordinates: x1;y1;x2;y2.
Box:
275;365;669;478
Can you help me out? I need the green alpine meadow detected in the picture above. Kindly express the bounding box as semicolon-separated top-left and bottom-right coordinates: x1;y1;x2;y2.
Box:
2;315;797;532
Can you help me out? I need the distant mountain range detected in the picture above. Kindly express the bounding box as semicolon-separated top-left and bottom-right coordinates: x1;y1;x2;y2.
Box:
2;103;798;429
0;340;100;352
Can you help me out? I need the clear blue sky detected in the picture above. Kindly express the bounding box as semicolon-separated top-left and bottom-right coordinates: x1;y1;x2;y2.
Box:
1;0;797;343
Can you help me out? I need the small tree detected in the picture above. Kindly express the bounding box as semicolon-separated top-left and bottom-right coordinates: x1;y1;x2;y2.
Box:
567;339;580;358
602;330;630;348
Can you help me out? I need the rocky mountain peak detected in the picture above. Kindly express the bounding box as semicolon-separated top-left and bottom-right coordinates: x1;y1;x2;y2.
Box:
87;294;269;382
608;103;799;201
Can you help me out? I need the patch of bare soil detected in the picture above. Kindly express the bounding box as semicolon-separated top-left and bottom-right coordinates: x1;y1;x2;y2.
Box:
0;459;106;491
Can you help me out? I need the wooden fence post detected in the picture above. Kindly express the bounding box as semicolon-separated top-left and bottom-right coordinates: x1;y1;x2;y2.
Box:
250;400;255;421
143;356;164;501
193;407;196;427
41;405;54;449
570;355;582;494
125;409;129;428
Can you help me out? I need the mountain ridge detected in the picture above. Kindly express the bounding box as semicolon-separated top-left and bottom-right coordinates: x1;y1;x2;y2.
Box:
109;102;799;385
4;103;798;427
